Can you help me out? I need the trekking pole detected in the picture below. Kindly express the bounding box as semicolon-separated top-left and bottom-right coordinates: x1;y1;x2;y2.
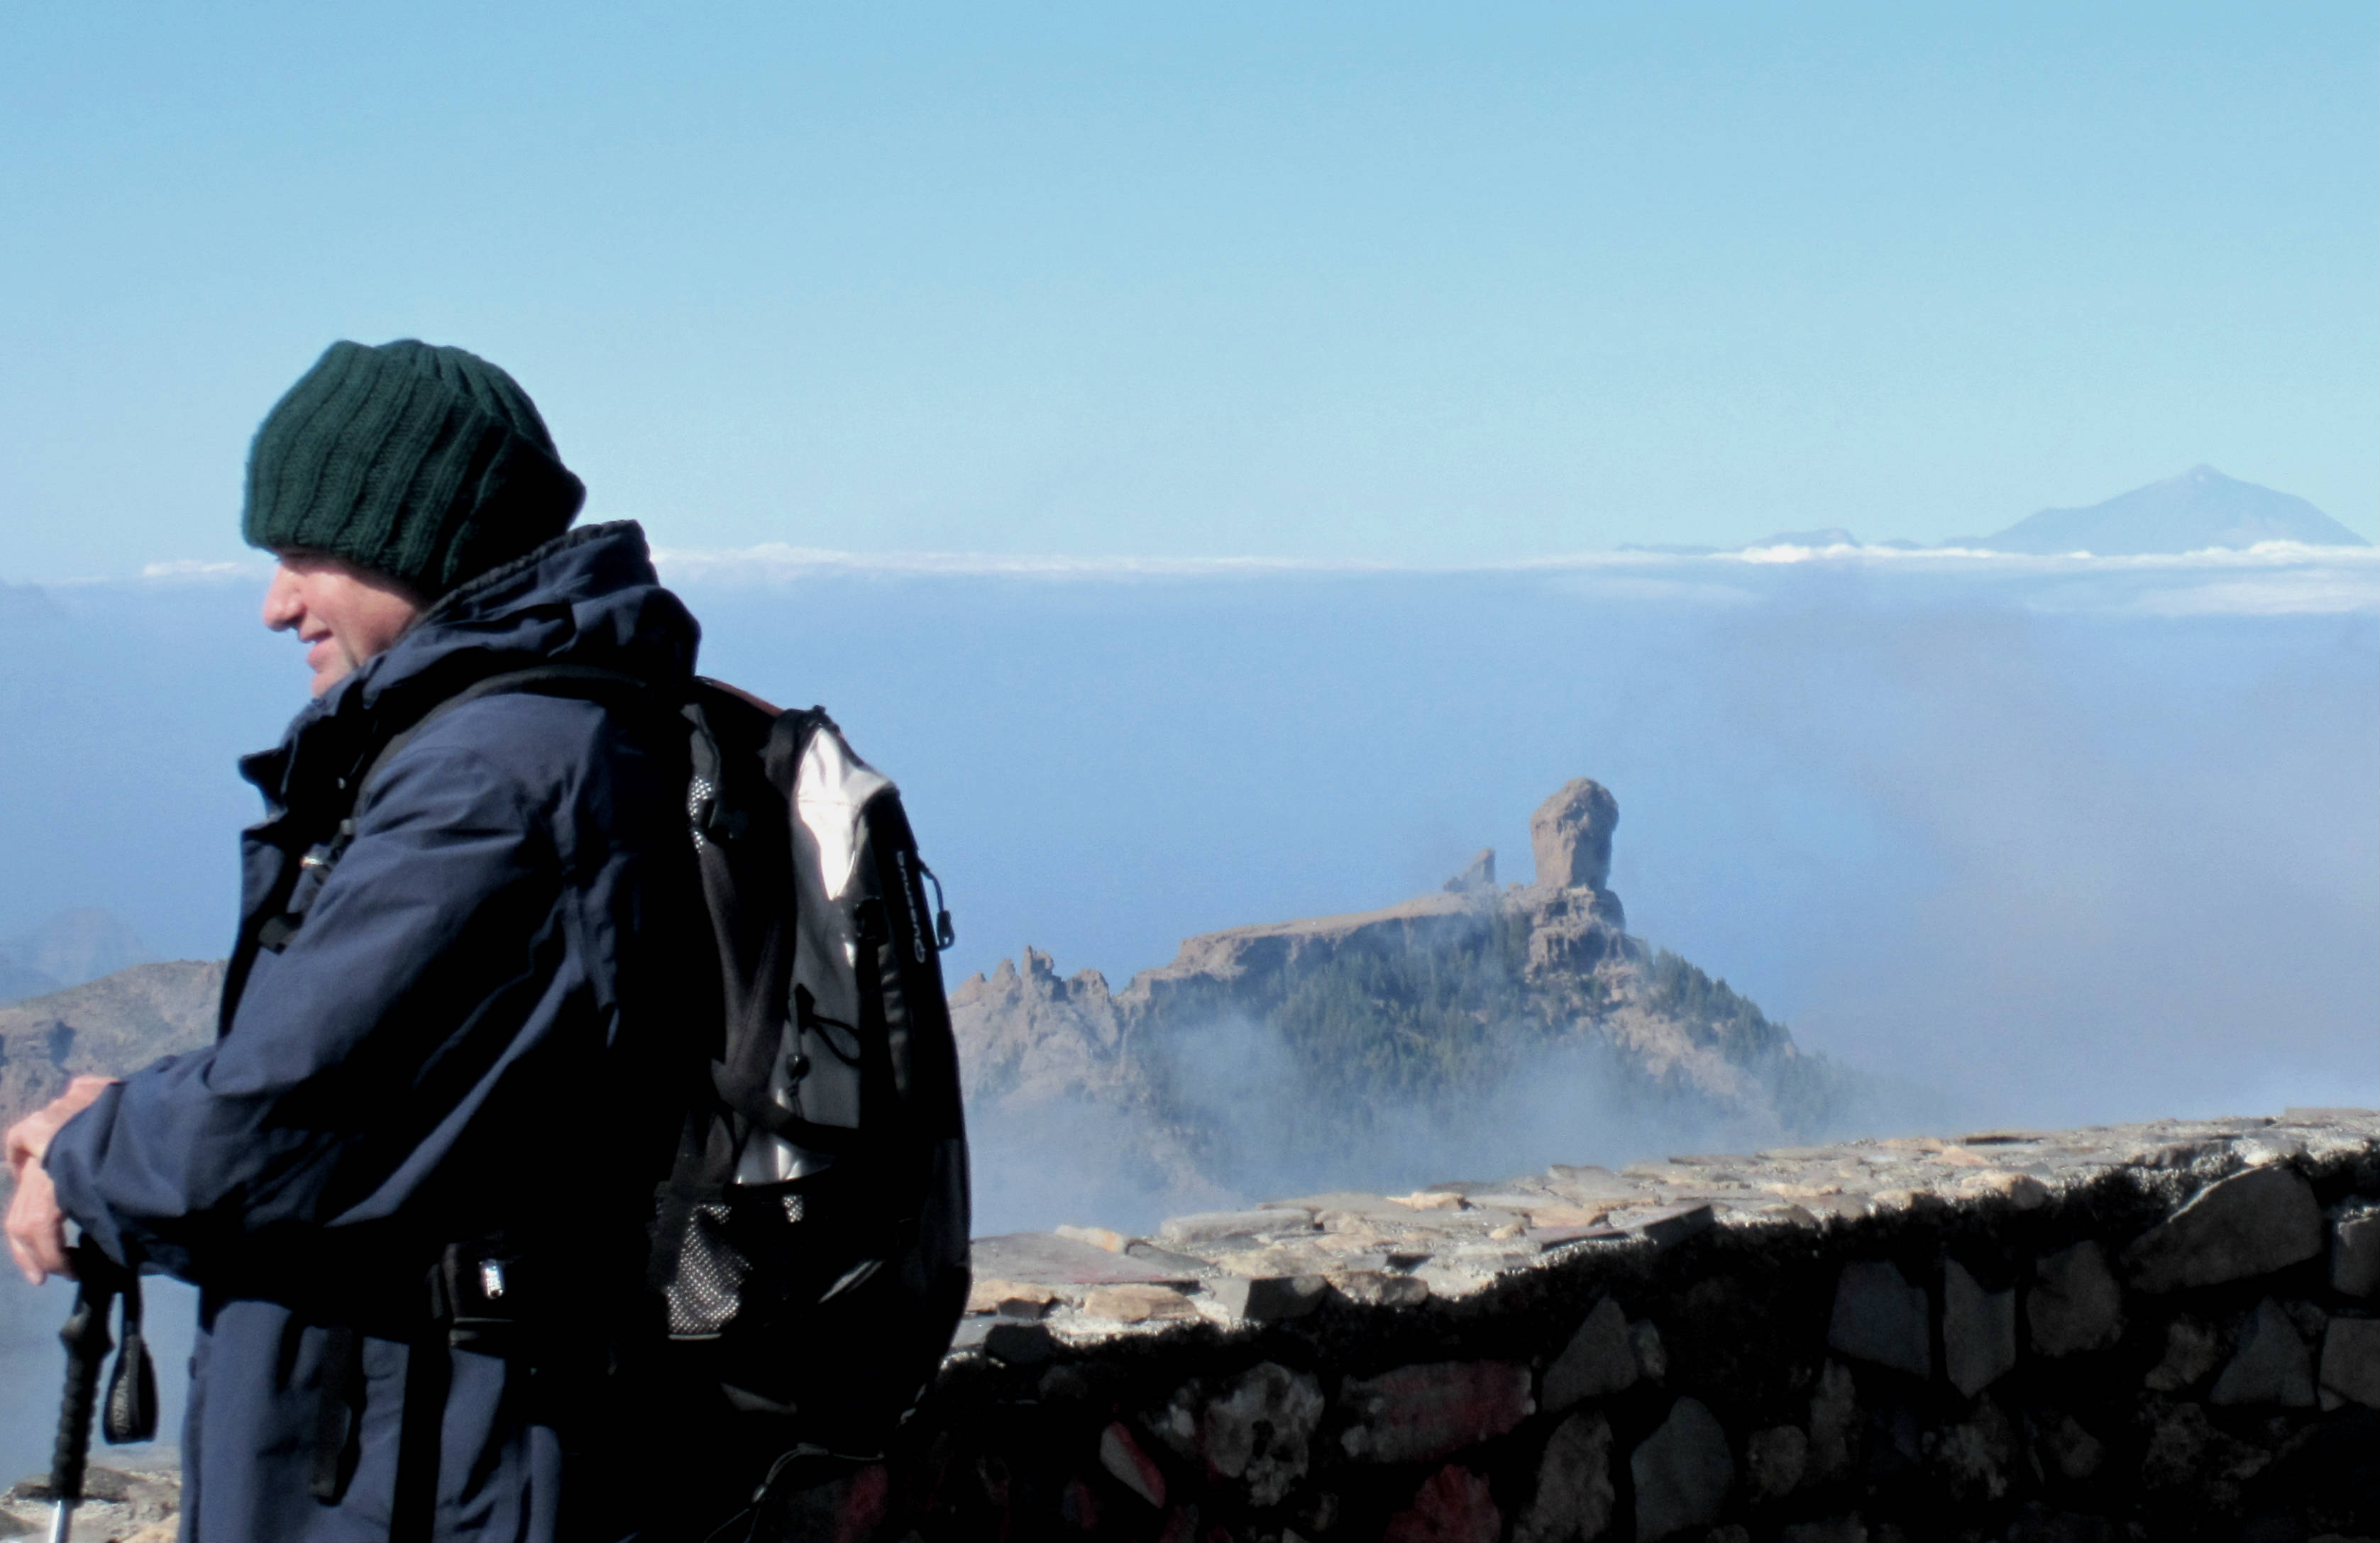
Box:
47;1243;123;1543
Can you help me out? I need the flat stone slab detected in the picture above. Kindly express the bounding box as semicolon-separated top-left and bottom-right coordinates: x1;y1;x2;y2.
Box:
1262;1192;1418;1219
971;1232;1199;1286
1615;1202;1717;1248
1212;1274;1329;1322
1531;1224;1619;1249
1544;1163;1641;1200
1160;1208;1323;1245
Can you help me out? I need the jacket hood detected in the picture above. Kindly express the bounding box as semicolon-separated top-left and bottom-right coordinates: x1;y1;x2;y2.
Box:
358;519;697;704
243;521;700;813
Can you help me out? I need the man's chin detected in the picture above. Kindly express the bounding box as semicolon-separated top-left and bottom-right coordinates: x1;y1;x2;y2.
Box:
307;646;362;697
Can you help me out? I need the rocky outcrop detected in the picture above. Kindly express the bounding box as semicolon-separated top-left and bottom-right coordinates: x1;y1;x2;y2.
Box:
951;949;1131;1107
949;949;1225;1203
1118;778;1631;1009
952;780;1849;1205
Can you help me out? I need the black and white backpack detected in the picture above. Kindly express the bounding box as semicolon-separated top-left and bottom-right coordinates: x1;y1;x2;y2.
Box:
649;678;972;1448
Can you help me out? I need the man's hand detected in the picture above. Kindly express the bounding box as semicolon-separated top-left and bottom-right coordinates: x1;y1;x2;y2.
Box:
5;1076;117;1285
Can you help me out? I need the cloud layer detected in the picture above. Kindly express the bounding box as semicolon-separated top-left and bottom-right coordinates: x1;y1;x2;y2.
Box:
644;538;2380;617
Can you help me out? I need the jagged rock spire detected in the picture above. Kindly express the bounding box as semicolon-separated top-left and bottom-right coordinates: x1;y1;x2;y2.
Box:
1443;848;1497;894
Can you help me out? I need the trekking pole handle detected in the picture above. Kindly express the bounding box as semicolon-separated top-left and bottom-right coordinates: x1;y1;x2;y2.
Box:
48;1245;121;1541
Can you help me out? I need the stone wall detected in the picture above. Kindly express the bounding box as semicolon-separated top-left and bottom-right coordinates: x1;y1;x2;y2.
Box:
856;1109;2380;1542
14;1110;2380;1541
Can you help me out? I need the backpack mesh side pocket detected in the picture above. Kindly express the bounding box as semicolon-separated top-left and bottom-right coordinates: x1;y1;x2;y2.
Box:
653;1194;746;1339
654;1186;815;1339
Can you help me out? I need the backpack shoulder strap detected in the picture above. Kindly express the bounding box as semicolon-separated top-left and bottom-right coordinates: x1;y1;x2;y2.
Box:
222;665;673;1026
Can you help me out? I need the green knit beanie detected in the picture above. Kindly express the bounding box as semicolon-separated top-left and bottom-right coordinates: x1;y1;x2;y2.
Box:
243;340;585;597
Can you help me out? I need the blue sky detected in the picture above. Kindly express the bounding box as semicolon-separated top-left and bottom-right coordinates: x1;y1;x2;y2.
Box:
3;3;2374;577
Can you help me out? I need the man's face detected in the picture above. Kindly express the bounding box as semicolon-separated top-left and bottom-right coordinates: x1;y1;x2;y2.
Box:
261;553;426;697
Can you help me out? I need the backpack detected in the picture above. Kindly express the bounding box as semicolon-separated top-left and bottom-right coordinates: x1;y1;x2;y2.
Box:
237;664;972;1460
651;677;972;1450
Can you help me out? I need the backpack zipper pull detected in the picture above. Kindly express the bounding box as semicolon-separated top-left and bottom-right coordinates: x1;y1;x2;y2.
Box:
918;862;956;951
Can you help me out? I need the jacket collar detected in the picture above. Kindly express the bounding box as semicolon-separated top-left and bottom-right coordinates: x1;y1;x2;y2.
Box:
240;521;700;818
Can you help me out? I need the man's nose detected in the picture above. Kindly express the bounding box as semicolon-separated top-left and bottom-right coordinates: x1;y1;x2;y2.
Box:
260;566;302;631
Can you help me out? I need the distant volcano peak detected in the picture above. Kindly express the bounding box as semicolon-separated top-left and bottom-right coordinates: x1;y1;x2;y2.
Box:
1975;467;2367;556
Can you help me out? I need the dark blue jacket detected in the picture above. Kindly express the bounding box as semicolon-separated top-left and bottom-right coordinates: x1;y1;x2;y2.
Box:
47;522;708;1542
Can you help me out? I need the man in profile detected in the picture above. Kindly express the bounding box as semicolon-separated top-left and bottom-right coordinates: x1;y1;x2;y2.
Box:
6;340;708;1540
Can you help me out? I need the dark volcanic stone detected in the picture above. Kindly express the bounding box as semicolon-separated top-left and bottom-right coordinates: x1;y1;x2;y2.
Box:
2126;1165;2323;1293
2029;1242;2125;1356
1631;1396;1734;1541
1828;1260;1931;1378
